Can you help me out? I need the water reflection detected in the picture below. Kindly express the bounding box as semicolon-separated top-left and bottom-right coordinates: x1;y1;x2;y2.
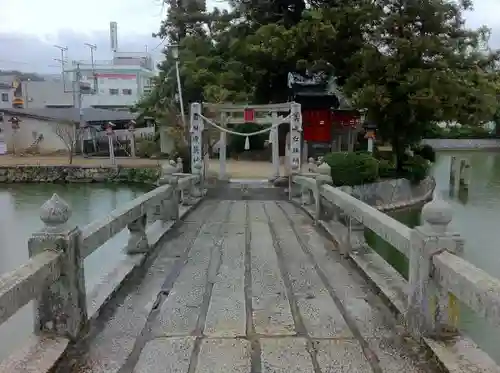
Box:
366;151;500;363
0;183;149;362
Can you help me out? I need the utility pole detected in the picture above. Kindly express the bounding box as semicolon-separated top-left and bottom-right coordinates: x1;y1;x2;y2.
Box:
84;43;97;93
24;78;30;108
83;43;98;154
72;62;88;157
53;45;69;91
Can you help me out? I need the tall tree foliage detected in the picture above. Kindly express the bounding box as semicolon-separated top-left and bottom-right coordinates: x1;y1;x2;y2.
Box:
137;0;500;161
345;0;500;168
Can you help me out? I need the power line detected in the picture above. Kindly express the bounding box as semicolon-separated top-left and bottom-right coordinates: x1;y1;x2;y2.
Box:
152;37;167;51
84;43;98;93
54;45;70;92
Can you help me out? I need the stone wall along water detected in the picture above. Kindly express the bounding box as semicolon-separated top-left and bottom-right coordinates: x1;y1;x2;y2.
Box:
339;177;435;211
0;165;161;184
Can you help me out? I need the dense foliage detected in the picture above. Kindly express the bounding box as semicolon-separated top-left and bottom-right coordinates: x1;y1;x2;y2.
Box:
137;0;500;168
324;151;379;186
0;70;44;81
412;144;436;163
424;124;496;139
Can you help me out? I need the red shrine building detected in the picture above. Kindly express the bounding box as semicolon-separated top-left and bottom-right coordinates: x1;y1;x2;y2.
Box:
287;71;362;159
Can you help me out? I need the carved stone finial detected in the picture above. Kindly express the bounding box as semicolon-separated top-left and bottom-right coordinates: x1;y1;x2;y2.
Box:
421;194;453;234
317;162;330;176
176;157;183;172
40;193;72;230
158;162;178;186
162;162;177;175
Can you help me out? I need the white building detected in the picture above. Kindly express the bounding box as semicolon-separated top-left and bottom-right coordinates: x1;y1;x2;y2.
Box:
0;82;13;109
21;22;156;110
22;54;155;109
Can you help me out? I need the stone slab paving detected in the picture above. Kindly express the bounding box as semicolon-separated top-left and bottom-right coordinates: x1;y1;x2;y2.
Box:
57;200;441;373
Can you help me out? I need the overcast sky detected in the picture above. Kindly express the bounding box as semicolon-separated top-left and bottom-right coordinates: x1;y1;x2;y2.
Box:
0;0;498;74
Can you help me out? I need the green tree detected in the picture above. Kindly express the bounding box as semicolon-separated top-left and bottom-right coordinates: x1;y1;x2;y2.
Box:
345;0;500;169
137;0;500;169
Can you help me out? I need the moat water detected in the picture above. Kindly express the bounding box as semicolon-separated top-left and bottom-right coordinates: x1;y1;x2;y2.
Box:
0;183;149;361
367;150;500;363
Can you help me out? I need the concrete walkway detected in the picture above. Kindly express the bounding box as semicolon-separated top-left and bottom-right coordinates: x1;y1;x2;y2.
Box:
57;200;439;373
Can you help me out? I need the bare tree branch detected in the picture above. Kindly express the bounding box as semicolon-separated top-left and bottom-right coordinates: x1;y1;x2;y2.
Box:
52;121;76;164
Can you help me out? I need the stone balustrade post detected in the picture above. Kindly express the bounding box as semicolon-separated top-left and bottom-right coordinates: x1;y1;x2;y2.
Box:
176;157;183;173
158;162;180;222
307;157;316;173
126;213;149;254
27;194;87;340
314;163;332;220
168;160;183;203
407;195;462;338
300;184;314;206
339;187;366;256
315;162;333;221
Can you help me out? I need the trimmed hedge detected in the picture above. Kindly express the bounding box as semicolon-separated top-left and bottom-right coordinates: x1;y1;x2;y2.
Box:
322;149;431;187
412;144;436;163
402;155;430;184
324;151;379;186
424;124;495;139
378;159;397;179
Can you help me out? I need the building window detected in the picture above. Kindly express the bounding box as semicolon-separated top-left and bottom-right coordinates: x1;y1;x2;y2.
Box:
122;89;133;95
109;88;119;95
1;93;8;102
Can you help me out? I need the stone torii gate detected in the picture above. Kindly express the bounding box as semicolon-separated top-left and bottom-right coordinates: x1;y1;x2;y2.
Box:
190;102;303;181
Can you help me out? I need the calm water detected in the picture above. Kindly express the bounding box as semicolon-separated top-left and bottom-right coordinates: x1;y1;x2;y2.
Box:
367;151;500;363
0;183;149;361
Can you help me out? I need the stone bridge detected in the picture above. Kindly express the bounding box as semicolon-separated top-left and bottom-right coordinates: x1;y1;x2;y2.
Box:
1;163;499;373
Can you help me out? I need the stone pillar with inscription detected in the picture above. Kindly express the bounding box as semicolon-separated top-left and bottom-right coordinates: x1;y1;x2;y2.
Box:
219;112;227;180
190;103;203;176
270;112;280;181
191;162;203;198
289;102;302;173
287;103;302;199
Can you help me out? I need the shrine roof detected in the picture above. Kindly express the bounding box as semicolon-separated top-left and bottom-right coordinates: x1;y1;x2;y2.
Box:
287;71;354;110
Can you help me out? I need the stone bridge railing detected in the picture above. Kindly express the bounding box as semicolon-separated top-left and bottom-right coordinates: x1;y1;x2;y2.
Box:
0;162;204;371
292;168;500;371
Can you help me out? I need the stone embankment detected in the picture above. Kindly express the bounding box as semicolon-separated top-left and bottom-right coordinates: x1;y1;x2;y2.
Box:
0;165;161;184
422;138;500;150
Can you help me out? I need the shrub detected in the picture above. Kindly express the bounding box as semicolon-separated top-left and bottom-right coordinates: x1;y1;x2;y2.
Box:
373;148;394;161
422;122;445;139
378;159;397;179
136;139;160;158
424;124;495;139
402;155;430;184
324;151;379;186
412;144;436;163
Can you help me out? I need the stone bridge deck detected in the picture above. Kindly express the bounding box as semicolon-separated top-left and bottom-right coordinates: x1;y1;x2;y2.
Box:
57;200;436;373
